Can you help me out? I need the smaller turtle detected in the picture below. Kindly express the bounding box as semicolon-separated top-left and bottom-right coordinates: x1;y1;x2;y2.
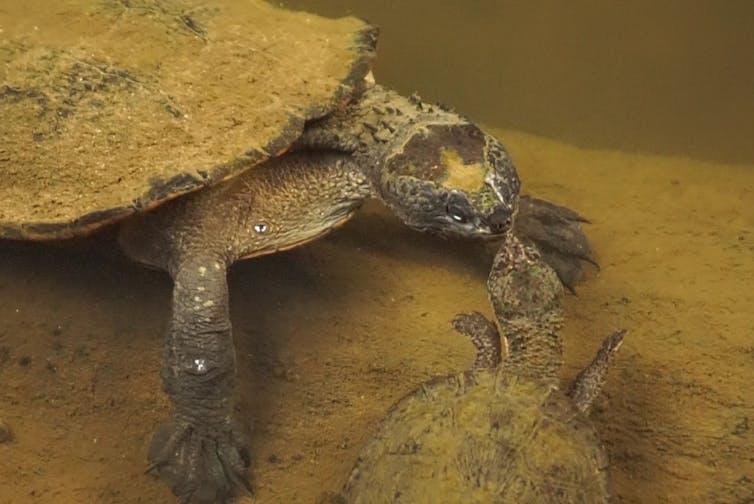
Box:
336;233;625;503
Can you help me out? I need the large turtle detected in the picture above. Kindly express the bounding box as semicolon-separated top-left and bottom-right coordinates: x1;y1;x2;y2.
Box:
336;233;624;503
0;0;592;502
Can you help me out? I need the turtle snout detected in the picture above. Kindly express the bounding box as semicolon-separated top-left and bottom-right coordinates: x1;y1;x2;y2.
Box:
487;207;513;234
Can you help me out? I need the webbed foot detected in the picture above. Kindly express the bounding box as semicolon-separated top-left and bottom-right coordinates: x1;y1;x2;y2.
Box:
147;419;251;503
511;195;597;292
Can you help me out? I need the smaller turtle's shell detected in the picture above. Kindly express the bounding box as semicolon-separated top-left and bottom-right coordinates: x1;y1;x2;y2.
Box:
343;369;608;503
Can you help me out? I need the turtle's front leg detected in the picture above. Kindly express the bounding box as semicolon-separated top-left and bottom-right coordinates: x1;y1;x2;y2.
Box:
511;195;597;292
148;259;251;503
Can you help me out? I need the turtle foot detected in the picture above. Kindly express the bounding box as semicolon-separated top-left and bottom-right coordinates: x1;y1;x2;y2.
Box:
147;419;251;504
511;195;597;292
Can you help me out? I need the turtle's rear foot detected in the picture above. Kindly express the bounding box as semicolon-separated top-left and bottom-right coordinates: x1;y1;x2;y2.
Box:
147;418;251;504
510;195;596;292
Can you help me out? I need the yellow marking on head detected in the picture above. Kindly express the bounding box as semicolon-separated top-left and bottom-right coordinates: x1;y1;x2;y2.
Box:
440;148;486;192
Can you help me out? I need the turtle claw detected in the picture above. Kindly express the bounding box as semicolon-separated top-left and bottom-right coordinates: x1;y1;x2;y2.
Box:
147;419;251;504
511;195;597;292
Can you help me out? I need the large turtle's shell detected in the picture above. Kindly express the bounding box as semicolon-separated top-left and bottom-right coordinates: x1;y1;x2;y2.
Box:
342;369;609;503
0;0;376;239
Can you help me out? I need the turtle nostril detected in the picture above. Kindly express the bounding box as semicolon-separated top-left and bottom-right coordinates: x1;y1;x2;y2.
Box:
488;208;512;234
494;221;510;233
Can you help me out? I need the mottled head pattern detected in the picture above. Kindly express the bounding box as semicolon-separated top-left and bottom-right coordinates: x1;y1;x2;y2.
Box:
380;119;520;238
303;84;522;238
488;233;564;322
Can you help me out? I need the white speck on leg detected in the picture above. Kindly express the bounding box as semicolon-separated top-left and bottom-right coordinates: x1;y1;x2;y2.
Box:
198;266;207;276
202;300;215;308
193;358;207;374
193;295;202;302
213;262;221;271
197;286;206;292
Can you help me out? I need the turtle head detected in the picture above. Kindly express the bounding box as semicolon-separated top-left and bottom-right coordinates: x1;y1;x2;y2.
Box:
378;122;520;238
488;233;563;322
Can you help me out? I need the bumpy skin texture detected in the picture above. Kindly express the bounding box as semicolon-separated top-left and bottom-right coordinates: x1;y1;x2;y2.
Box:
568;329;626;414
301;84;594;283
452;312;501;370
120;84;594;502
120;153;371;502
486;233;565;385
298;84;521;238
337;235;624;503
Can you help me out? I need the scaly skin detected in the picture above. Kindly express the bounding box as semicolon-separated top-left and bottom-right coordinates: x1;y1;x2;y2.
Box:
487;232;565;385
567;328;626;414
302;84;594;284
454;232;625;407
297;83;520;237
119;83;593;503
120;153;372;503
336;235;623;503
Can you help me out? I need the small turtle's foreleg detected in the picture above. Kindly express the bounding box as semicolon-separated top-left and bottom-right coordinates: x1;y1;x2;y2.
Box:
451;311;503;370
567;329;627;414
511;195;597;292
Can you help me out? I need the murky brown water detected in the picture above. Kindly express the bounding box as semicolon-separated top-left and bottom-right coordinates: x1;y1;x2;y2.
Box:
287;0;754;165
1;1;753;504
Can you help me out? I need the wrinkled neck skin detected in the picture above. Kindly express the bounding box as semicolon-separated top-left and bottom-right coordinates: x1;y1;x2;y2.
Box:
487;234;566;387
499;312;564;387
120;152;375;273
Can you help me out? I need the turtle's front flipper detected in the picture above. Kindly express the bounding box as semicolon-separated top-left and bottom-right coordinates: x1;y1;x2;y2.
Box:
567;329;627;414
451;311;502;370
148;259;251;503
511;195;597;292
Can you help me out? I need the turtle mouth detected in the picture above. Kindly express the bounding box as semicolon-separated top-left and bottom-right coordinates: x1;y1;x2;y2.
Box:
430;203;516;239
430;215;500;239
483;206;515;235
475;202;517;239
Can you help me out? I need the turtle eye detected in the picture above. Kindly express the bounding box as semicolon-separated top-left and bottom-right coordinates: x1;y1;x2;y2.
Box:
449;211;466;223
253;223;269;234
445;203;469;224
